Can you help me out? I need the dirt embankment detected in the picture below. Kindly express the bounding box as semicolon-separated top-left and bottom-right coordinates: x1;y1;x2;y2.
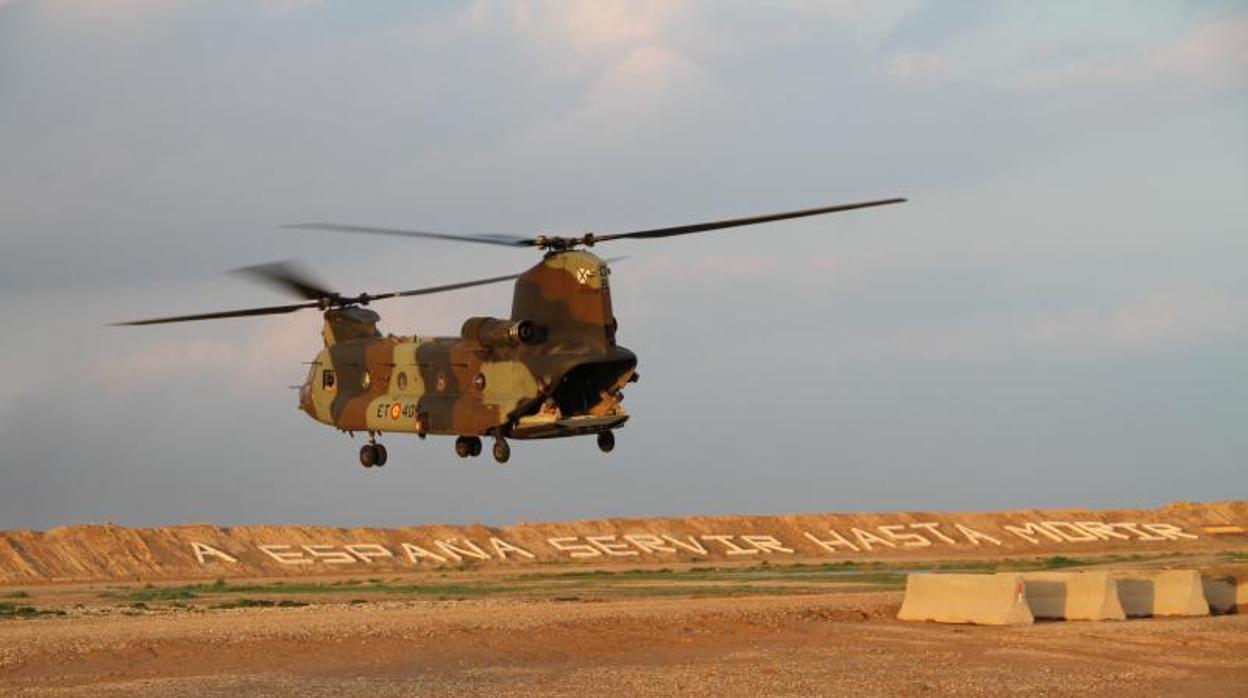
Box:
2;500;1245;584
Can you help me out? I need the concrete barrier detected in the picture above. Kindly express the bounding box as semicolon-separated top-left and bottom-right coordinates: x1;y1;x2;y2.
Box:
898;573;1033;626
1201;575;1239;615
1020;572;1125;621
1113;570;1210;617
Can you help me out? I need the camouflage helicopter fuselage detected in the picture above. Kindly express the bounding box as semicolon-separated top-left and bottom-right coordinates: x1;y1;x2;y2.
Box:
117;196;906;464
298;250;636;443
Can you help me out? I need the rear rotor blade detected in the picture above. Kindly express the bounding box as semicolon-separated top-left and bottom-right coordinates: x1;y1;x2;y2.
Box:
592;197;907;243
115;268;531;326
233;260;335;301
113;301;321;326
285;222;534;248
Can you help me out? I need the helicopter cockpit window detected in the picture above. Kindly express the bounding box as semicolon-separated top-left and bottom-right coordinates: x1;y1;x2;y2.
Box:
322;369;336;391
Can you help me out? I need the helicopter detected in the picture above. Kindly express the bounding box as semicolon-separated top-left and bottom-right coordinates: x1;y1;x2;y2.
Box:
118;197;905;466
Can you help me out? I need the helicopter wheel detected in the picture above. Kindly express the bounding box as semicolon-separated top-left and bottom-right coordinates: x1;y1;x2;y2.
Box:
597;431;615;453
373;443;387;467
359;444;379;468
468;437;483;457
492;438;511;464
454;436;473;458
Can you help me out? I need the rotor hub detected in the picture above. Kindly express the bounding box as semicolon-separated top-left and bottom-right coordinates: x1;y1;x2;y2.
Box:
534;233;598;251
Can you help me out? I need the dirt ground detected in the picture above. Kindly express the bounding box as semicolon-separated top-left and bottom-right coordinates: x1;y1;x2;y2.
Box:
1;578;1245;697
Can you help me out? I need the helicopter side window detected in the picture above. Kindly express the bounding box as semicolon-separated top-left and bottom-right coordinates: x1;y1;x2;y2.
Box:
322;369;336;391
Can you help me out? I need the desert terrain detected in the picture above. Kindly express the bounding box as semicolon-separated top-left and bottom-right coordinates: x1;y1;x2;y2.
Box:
2;501;1246;696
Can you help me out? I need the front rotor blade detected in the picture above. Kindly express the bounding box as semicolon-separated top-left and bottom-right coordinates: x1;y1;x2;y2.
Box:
366;271;525;302
285;223;534;248
593;197;907;243
368;257;628;302
232;260;334;301
113;301;321;326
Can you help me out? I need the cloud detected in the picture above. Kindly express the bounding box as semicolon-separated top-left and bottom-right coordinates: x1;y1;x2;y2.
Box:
3;0;1245;528
547;0;685;55
487;41;716;170
36;0;179;26
1023;289;1247;354
464;0;686;56
784;0;923;48
882;50;946;85
258;0;324;17
806;254;844;272
691;255;777;275
88;316;320;391
478;0;708;111
1022;13;1248;98
588;43;708;106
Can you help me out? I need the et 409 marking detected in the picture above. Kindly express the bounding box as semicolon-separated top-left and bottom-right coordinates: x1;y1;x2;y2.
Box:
377;402;419;420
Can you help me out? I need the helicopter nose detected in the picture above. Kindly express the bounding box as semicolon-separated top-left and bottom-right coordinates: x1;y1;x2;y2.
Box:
298;381;313;415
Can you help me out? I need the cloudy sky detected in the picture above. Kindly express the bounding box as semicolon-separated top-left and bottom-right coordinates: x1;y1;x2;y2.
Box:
1;1;1244;529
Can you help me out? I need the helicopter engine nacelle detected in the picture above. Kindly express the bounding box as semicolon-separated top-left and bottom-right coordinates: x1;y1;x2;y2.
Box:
461;316;545;348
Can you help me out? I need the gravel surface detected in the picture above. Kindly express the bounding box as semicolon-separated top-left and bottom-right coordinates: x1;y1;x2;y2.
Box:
1;592;1245;696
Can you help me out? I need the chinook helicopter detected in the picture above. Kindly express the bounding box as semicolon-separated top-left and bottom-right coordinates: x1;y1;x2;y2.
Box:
118;197;905;466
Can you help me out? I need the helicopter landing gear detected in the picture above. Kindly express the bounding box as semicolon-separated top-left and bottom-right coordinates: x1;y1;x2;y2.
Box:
491;436;511;464
597;430;615;453
359;443;387;468
454;436;483;458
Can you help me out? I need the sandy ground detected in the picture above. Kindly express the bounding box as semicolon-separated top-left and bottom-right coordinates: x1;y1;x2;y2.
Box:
2;589;1246;697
